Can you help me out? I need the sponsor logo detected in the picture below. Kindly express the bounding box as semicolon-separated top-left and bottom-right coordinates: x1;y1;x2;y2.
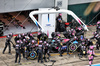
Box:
46;24;51;26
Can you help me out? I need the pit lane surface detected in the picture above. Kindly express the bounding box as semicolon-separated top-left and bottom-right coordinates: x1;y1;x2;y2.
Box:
0;26;100;66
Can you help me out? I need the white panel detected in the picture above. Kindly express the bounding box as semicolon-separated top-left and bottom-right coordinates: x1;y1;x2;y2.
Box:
49;14;56;38
39;8;56;38
41;14;56;38
41;14;48;32
49;14;56;32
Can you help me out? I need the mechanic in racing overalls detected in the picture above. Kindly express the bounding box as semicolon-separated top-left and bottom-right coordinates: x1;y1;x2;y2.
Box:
79;40;87;57
37;40;44;63
87;45;95;66
56;13;66;32
15;40;21;64
25;36;31;60
21;33;26;41
3;33;13;54
95;33;100;50
43;41;51;62
20;40;25;58
90;30;100;50
90;31;98;39
63;30;72;39
30;40;36;51
57;39;63;56
85;39;93;50
14;34;22;43
51;32;57;39
28;33;34;41
22;39;29;60
75;27;84;37
37;31;48;44
70;28;76;38
56;13;63;32
96;21;100;33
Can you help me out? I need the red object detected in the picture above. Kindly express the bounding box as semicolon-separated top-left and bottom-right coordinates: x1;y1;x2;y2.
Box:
19;24;23;27
65;23;70;28
65;23;69;25
0;32;38;38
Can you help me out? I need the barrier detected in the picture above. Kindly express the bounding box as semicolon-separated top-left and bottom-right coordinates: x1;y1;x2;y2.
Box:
0;32;38;38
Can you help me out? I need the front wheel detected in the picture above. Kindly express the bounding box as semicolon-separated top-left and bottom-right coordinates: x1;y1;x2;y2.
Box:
28;51;37;60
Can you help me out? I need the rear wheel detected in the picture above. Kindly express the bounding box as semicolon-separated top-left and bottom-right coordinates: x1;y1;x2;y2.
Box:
69;44;77;52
